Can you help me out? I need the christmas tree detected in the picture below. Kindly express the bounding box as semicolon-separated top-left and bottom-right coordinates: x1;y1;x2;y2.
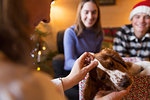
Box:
31;23;56;77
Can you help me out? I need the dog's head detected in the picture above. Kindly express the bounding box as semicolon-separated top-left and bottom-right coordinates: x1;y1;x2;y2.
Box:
92;48;133;91
84;48;133;100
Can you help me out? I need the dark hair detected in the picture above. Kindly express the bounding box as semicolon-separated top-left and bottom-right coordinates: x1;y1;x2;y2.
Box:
74;0;103;37
0;0;33;66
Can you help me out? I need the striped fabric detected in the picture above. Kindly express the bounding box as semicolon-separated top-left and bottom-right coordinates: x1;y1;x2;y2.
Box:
113;24;150;61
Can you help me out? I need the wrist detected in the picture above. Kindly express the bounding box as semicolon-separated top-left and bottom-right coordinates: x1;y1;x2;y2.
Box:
62;75;76;91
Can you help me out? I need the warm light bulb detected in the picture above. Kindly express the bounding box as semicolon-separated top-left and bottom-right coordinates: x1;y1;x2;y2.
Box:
38;50;41;55
37;67;40;71
51;1;55;5
42;46;46;50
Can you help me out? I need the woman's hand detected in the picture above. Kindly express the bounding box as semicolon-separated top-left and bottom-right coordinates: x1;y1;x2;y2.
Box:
62;52;98;90
94;90;129;100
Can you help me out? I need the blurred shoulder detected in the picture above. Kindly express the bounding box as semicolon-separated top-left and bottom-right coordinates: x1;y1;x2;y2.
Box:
32;71;67;100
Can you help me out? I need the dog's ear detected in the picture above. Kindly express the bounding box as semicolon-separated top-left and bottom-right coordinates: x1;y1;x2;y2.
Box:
89;67;107;81
84;68;109;100
84;67;99;100
89;67;98;80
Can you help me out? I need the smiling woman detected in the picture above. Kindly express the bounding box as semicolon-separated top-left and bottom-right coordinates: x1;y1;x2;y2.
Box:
80;1;98;28
62;0;103;99
64;0;103;71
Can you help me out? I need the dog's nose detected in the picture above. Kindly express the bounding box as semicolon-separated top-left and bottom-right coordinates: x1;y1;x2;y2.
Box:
119;76;132;88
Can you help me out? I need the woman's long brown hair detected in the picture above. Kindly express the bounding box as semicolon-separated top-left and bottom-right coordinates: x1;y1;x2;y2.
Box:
0;0;33;66
74;0;103;37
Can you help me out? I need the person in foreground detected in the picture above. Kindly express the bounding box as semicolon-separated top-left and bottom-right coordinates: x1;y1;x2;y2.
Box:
113;0;150;61
63;0;103;71
0;0;129;99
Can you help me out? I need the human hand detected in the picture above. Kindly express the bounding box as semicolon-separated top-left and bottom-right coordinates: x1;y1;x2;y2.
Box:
63;52;98;90
94;90;129;100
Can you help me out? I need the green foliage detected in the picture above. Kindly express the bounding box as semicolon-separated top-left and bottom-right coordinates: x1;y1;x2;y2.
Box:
31;28;56;76
35;29;49;37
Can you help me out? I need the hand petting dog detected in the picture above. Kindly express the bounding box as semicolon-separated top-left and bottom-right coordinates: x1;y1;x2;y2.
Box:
83;48;133;100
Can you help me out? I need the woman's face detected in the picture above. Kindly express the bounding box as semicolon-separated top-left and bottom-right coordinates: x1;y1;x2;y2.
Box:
24;0;53;31
80;1;98;28
131;13;150;38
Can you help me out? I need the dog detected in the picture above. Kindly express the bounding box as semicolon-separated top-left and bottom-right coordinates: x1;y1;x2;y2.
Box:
83;48;134;100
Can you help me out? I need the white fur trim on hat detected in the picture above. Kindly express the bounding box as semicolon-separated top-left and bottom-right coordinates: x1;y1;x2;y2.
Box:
129;6;150;20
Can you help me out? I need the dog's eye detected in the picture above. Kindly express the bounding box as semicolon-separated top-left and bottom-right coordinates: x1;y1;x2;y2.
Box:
109;62;114;66
108;62;114;70
101;74;107;80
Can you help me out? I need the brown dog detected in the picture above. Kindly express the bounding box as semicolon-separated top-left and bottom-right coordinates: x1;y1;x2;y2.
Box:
83;48;133;100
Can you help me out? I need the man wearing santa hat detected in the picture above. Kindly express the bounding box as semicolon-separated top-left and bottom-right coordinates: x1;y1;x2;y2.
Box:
113;0;150;61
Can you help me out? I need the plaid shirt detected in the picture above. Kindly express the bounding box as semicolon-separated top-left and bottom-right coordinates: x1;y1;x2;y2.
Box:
113;24;150;61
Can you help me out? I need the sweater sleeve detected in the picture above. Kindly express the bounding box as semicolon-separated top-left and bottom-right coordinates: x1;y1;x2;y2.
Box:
63;27;77;70
51;78;64;95
113;29;127;57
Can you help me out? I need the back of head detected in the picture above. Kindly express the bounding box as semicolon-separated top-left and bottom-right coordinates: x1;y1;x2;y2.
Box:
129;0;150;20
0;0;33;66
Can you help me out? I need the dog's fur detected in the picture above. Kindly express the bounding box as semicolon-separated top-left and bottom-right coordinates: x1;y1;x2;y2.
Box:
83;48;134;100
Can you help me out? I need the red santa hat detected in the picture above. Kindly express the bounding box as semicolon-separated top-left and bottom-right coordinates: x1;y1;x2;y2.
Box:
129;0;150;20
